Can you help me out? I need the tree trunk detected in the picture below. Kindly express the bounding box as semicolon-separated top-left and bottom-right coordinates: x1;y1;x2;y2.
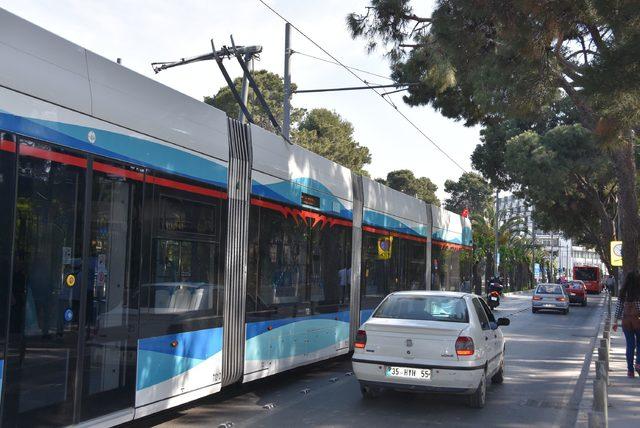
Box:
486;252;494;282
473;261;482;295
611;136;640;274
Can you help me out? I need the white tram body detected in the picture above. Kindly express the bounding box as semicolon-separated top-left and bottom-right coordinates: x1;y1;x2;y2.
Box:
0;9;472;427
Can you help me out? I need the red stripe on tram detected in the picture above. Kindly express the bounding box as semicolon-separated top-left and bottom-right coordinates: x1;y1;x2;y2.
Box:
391;232;427;243
330;217;353;228
362;225;390;236
6;141;226;199
93;161;145;182
19;144;87;168
146;175;227;200
250;197;353;228
432;240;471;251
0;139;17;153
362;225;427;243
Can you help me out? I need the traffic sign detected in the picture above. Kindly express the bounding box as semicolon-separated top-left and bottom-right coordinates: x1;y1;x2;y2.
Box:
377;236;393;260
611;241;623;266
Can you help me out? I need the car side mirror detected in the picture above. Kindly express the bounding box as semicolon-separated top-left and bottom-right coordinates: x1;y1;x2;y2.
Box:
497;317;510;327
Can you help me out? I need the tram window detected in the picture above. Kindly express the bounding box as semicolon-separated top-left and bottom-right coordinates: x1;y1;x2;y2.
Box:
360;230;426;312
246;205;309;320
246;203;352;321
139;174;226;337
431;245;471;291
159;195;216;236
310;222;352;313
0;134;16;367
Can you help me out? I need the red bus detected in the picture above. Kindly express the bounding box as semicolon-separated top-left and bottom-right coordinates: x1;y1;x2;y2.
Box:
573;266;602;294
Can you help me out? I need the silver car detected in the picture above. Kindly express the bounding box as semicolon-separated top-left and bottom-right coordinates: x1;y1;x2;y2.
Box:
531;283;570;314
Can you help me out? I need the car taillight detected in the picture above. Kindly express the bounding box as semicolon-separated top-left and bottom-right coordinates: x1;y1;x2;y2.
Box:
490;291;499;297
532;296;542;301
556;297;567;302
355;329;367;349
455;336;474;356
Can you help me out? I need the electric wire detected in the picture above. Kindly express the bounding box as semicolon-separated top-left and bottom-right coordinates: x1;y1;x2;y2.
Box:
257;0;468;173
292;50;394;82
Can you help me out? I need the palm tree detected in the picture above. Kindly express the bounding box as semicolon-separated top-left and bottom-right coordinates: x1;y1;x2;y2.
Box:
471;205;533;290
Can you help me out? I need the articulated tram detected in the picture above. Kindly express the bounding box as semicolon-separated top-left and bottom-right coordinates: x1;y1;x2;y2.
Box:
0;9;472;427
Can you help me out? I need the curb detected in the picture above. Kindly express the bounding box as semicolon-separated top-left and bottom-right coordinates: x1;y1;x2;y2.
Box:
575;295;609;427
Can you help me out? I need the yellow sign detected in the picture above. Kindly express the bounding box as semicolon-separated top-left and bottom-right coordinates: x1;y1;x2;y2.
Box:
66;274;76;287
611;241;623;267
377;236;393;260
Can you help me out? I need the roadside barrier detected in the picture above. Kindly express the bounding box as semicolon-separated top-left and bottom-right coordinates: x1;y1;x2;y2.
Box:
589;292;612;428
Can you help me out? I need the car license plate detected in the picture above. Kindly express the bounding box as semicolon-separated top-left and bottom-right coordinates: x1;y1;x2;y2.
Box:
490;296;498;301
543;304;554;307
570;292;576;296
385;366;431;380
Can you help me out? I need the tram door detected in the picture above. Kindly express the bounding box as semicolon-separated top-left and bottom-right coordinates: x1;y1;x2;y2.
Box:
79;159;141;422
3;140;140;427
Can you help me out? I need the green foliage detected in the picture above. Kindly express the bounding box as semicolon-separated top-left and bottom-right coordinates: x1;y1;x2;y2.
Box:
205;69;305;133
443;172;493;216
472;98;582;189
379;169;440;205
294;108;371;174
206;72;371;173
504;124;618;269
349;0;640;271
471;204;532;274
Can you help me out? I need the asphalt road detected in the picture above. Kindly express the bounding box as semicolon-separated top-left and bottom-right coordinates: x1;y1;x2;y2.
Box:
132;292;605;428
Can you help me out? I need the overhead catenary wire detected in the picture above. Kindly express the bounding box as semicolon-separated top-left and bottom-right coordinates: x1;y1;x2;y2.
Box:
257;0;468;174
292;50;394;82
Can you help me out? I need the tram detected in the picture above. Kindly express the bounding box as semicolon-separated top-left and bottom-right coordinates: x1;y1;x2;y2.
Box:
0;9;472;427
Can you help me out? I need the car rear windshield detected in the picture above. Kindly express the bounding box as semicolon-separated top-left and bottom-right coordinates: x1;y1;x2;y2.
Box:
570;282;584;290
373;295;469;323
536;284;563;294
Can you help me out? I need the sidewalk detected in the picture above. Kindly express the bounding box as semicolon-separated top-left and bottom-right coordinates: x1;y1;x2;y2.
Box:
607;325;640;427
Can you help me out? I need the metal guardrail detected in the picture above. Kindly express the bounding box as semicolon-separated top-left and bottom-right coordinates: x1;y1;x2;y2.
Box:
589;292;612;428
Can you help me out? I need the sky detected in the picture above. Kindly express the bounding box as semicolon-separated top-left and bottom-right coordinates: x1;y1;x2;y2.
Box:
0;0;481;201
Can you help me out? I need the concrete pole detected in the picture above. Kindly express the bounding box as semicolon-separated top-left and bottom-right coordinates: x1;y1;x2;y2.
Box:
494;189;500;277
531;212;536;286
238;53;253;123
283;22;292;141
592;378;608;424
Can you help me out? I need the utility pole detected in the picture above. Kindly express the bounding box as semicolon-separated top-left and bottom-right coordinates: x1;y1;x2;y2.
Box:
494;189;500;278
616;196;622;295
531;208;536;285
283;23;292;141
238;53;253;123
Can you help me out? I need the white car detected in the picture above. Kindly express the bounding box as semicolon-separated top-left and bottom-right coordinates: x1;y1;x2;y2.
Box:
352;291;510;408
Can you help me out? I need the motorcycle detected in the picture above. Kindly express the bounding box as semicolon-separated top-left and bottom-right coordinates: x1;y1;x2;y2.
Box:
487;289;501;309
486;280;503;310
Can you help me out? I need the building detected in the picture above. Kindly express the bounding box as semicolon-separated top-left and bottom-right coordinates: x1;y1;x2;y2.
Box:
498;195;606;278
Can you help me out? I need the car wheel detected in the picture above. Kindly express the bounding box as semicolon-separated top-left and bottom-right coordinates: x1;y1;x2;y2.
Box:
469;370;487;409
563;308;569;315
360;383;381;399
532;308;537;314
582;300;587;307
491;358;504;384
